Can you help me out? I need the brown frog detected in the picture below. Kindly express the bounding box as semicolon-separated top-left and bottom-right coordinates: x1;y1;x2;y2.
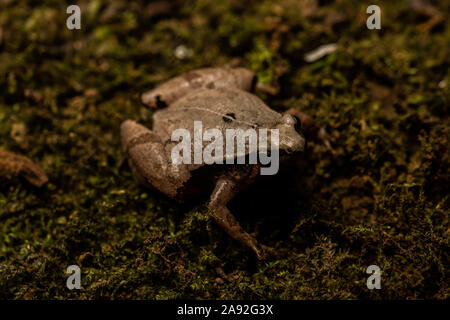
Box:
121;67;328;259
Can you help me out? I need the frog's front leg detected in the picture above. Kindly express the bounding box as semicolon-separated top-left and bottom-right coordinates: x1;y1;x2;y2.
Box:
121;120;191;198
208;177;266;260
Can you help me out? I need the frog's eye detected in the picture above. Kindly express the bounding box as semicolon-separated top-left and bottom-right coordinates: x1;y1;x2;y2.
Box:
291;115;302;132
222;113;236;123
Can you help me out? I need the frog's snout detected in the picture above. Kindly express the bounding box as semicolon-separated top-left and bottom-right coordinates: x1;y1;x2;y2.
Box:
279;130;305;154
277;114;306;154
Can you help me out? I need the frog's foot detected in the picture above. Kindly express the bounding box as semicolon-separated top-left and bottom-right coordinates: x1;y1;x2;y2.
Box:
208;177;266;260
284;109;333;152
121;120;191;198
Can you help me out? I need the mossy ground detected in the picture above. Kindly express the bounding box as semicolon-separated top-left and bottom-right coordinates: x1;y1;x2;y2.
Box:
0;0;448;299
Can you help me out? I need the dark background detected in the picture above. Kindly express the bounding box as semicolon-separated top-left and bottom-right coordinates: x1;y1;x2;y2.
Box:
0;0;448;299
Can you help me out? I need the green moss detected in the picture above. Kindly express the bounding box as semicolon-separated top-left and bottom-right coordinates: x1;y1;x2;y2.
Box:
247;36;275;85
0;0;448;299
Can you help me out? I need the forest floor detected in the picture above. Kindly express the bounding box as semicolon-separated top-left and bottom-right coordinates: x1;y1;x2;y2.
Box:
0;0;448;299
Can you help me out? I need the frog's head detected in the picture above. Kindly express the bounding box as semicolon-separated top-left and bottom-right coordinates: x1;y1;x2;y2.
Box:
275;114;306;155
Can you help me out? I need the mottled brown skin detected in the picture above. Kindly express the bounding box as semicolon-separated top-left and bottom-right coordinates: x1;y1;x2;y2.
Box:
123;67;327;259
0;149;48;187
141;67;255;109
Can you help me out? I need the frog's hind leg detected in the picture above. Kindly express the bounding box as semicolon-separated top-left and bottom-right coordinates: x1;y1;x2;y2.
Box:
208;177;266;260
121;120;191;198
142;67;258;109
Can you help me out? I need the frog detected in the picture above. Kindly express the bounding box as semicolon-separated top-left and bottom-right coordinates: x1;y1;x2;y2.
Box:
121;67;329;259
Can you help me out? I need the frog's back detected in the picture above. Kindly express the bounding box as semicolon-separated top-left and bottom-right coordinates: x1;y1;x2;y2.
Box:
152;88;281;142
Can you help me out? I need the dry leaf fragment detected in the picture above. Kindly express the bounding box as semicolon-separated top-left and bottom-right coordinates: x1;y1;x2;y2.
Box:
0;149;49;187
